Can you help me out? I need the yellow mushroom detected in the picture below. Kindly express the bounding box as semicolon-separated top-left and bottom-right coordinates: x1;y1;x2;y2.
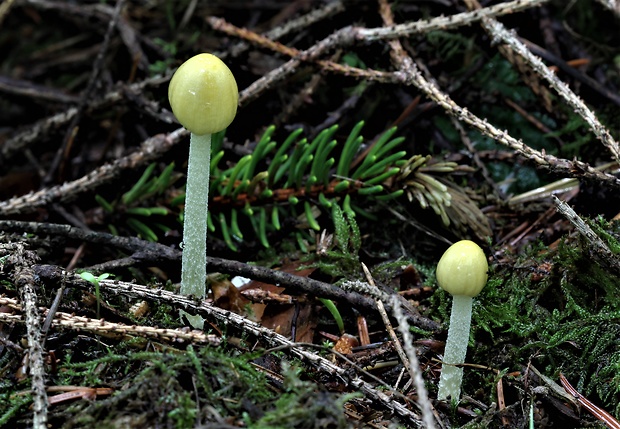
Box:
435;240;488;401
168;53;238;307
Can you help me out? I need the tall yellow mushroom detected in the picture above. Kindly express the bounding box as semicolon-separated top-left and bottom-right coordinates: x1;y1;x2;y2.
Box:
168;53;238;302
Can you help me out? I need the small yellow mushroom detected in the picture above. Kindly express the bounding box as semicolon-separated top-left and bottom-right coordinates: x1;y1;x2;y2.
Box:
435;240;488;401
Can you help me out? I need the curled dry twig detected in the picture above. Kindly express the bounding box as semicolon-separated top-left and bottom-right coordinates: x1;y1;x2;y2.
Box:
559;373;620;429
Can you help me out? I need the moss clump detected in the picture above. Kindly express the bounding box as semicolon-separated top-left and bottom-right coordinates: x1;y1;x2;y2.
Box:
248;361;354;429
450;236;620;418
1;341;356;428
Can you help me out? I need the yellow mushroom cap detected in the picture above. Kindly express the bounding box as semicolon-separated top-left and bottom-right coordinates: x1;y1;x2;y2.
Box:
436;240;488;297
168;53;238;135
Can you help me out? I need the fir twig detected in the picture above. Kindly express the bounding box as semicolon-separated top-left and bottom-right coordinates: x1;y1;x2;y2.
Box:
0;219;441;330
0;75;169;164
389;294;438;429
357;0;549;41
220;0;345;59
226;0;551;103
218;0;620;191
44;0;127;185
396;52;620;187
450;117;504;199
361;261;437;429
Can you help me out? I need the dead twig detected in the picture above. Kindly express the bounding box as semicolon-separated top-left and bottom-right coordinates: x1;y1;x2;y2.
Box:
552;195;620;274
3;243;48;428
1;75;169;165
45;0;127;185
0;296;221;346
0;128;187;216
559;373;620;429
0;219;442;330
34;265;426;427
215;2;620;189
224;0;550;104
464;0;620;164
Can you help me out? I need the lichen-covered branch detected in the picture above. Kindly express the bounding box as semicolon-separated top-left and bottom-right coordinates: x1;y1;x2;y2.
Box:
464;0;620;163
0;296;221;346
3;244;48;428
397;58;620;187
35;265;425;427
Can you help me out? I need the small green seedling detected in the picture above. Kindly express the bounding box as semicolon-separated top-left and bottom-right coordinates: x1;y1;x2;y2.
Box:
79;271;111;319
318;298;344;334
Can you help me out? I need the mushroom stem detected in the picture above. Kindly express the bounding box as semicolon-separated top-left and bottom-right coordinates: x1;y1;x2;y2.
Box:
180;132;212;298
437;294;473;401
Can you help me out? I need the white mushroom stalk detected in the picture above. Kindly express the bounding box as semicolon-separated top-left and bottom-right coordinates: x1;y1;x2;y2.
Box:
435;240;488;401
182;132;212;296
168;53;238;299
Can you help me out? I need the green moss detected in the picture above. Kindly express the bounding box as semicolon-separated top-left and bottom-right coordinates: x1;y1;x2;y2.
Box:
0;345;276;427
247;361;354;429
0;392;31;427
313;204;362;279
590;216;620;254
460;236;620;417
0;337;360;428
